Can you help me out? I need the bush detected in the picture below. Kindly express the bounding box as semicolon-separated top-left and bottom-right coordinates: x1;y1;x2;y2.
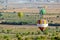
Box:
52;33;56;36
22;32;26;35
2;29;5;33
50;21;53;23
6;38;9;40
27;32;30;35
25;32;30;35
7;29;11;33
16;33;22;40
43;30;48;35
54;36;60;40
16;33;20;37
57;16;59;18
17;36;22;40
51;36;60;40
3;35;9;40
31;32;34;35
37;31;41;34
51;36;55;40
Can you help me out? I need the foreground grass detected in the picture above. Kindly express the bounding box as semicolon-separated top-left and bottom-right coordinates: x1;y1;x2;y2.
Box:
0;25;60;40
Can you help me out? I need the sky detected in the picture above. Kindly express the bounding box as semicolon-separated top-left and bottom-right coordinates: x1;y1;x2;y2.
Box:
0;0;58;4
8;0;19;2
7;0;59;4
8;0;31;3
0;0;59;8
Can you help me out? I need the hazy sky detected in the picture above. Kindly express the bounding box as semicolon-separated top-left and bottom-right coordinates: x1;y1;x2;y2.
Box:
8;0;31;3
8;0;19;2
7;0;57;3
0;0;58;3
8;0;29;2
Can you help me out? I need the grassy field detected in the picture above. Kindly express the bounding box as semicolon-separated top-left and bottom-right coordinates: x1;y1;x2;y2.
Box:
0;12;40;24
0;12;60;24
0;12;60;40
0;24;60;40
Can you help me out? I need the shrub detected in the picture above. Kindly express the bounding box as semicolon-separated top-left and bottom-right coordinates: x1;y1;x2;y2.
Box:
51;36;55;40
7;29;11;33
52;33;56;36
50;21;53;23
31;32;34;35
43;30;48;35
22;32;26;35
37;31;41;34
2;29;5;33
51;36;60;40
3;35;9;40
16;33;22;40
16;33;20;38
17;36;22;40
57;16;59;18
54;36;60;40
26;32;30;35
6;38;9;40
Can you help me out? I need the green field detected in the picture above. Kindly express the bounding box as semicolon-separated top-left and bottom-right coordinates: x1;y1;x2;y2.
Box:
0;12;40;24
0;12;60;24
0;25;60;40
